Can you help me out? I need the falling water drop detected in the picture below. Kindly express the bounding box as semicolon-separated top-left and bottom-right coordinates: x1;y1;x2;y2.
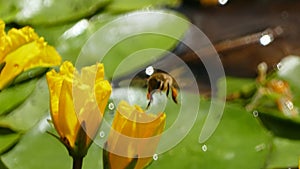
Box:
285;100;294;110
145;66;154;76
99;131;105;138
28;71;34;78
153;154;158;161
202;144;208;152
218;0;228;5
276;62;283;71
108;102;115;110
255;143;266;152
259;34;273;46
253;110;259;118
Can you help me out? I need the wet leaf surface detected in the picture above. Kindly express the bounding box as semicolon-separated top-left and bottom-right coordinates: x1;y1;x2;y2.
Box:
0;77;49;131
0;79;37;116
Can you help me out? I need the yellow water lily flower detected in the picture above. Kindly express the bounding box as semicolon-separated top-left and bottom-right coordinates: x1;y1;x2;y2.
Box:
105;100;166;169
0;20;61;90
46;61;112;156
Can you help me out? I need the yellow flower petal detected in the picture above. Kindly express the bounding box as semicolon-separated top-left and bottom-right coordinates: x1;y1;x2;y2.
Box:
0;20;61;90
107;101;166;169
0;25;39;63
46;61;76;139
58;80;80;148
46;61;111;152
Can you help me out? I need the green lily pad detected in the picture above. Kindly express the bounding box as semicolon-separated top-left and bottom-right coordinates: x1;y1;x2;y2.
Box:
0;128;21;155
0;159;8;169
104;0;181;13
1;116;102;169
56;14;117;64
34;22;76;46
0;0;19;23
0;79;37;116
56;10;189;78
256;108;300;140
266;137;300;169
0;77;49;131
149;102;272;169
13;0;110;25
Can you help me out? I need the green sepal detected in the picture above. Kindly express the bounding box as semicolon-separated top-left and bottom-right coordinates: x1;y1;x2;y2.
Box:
125;155;138;169
74;121;88;158
12;67;48;85
102;142;111;169
0;62;5;73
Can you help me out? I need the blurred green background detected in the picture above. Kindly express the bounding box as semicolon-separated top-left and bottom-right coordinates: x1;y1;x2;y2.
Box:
1;0;300;169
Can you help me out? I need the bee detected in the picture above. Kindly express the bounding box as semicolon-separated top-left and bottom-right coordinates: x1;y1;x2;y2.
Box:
146;72;178;109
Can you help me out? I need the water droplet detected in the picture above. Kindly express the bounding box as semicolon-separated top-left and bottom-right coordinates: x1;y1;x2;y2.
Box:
259;34;273;46
202;144;207;152
285;100;294;110
255;143;266;152
218;0;228;5
28;71;34;78
253;110;259;117
153;154;158;161
108;102;115;110
276;62;283;71
145;66;154;76
99;131;105;138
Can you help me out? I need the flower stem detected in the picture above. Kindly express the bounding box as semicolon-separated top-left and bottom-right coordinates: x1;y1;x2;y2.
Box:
72;156;83;169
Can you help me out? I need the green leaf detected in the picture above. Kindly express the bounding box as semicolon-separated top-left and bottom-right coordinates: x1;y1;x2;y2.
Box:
34;22;75;46
13;0;111;25
256;108;300;140
220;76;256;98
266;137;300;168
149;102;272;169
56;10;189;78
1;117;102;169
0;0;18;23
0;159;8;169
0;131;21;155
55;14;117;64
0;79;37;116
104;0;181;13
0;77;49;131
12;67;48;85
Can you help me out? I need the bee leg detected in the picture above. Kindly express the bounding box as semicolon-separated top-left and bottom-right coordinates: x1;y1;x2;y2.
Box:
146;100;151;109
166;83;170;97
146;96;153;109
146;92;153;109
171;86;178;104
